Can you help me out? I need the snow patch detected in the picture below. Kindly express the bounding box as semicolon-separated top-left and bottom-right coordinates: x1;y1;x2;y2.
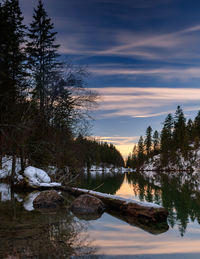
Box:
23;191;40;211
24;166;61;188
24;166;51;186
0;156;22;179
85;165;134;175
39;182;61;187
0;183;11;201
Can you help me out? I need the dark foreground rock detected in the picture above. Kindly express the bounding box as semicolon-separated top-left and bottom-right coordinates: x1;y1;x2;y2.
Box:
33;190;64;209
71;194;105;215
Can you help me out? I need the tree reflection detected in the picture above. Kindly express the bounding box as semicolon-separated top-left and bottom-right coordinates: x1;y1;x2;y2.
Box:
0;196;98;258
126;172;200;236
79;172;125;194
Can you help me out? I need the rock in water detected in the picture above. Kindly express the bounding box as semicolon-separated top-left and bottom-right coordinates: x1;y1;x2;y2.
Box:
71;194;105;214
33;190;64;209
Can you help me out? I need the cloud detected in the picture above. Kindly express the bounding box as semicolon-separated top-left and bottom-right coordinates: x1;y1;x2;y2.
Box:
90;87;200;118
94;136;139;145
20;0;200;67
92;24;200;61
93;136;139;157
89;66;200;80
56;22;200;64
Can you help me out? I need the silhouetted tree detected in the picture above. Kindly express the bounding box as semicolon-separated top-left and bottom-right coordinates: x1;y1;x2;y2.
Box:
152;130;160;154
160;113;174;165
144;126;152;156
27;0;60;113
173;106;188;158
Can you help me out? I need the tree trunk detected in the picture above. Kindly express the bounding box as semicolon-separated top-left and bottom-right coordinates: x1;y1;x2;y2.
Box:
20;148;25;173
0;156;2;170
11;155;16;185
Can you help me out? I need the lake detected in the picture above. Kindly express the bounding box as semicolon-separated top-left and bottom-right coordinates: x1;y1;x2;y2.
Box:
1;171;200;258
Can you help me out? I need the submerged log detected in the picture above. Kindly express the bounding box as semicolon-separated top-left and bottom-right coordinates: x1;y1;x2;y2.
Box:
64;187;168;222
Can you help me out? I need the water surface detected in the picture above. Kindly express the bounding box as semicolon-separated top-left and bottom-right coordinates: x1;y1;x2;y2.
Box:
1;171;200;258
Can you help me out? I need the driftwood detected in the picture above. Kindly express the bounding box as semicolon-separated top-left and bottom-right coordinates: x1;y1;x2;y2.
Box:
64;186;168;223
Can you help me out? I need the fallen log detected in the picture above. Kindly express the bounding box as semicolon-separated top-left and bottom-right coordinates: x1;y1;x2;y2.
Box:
64;187;168;222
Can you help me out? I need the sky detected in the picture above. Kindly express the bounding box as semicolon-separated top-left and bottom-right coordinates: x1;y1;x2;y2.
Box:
20;0;200;158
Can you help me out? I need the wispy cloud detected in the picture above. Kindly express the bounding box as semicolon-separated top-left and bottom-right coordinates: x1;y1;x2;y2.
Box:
94;136;139;145
93;136;139;157
91;87;200;118
57;23;200;63
90;66;200;80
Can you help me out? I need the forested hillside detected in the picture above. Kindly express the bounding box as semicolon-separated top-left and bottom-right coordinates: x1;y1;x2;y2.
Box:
127;106;200;171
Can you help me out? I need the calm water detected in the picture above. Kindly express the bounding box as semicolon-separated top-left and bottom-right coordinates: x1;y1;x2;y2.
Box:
1;171;200;258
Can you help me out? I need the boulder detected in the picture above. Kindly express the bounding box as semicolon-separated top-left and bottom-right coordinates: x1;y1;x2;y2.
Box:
71;194;105;215
33;190;64;209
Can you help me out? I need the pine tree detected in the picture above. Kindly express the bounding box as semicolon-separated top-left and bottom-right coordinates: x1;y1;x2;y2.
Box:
131;145;138;168
126;153;132;168
173;106;188;156
27;0;60;113
153;130;160;153
187;119;194;143
144;126;152;156
160;113;174;165
0;0;27;182
194;111;200;139
0;0;26;119
137;136;145;167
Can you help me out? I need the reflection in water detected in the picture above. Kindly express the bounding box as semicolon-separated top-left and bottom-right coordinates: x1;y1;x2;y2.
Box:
0;194;98;258
79;171;125;194
1;171;200;257
126;172;200;236
108;209;169;235
79;172;169;235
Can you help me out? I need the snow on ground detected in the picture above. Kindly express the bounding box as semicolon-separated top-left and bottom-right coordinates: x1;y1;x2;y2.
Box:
40;182;61;187
84;165;134;175
24;166;51;185
0;156;22;180
23;191;40;211
138;147;200;189
0;183;11;201
0;157;61;187
24;166;61;187
142;147;200;174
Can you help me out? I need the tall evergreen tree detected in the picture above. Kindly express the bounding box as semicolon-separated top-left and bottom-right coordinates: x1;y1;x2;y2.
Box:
194;111;200;139
0;0;27;181
173;106;188;156
27;0;60;113
0;0;26;119
144;126;152;156
137;136;145;166
160;113;174;165
126;154;132;168
153;130;160;153
187;119;194;143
